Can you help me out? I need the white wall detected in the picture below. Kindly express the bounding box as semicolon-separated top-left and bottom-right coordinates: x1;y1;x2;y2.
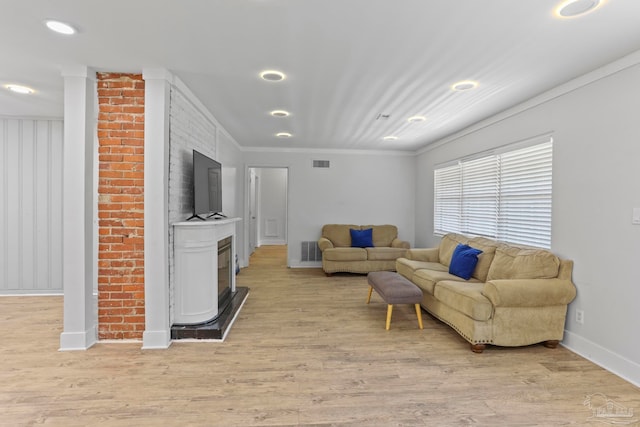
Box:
415;56;640;386
0;117;63;294
243;150;415;267
215;129;245;265
167;81;245;322
168;87;218;222
167;85;217;324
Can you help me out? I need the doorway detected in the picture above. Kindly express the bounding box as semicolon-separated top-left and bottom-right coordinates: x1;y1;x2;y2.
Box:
247;167;289;264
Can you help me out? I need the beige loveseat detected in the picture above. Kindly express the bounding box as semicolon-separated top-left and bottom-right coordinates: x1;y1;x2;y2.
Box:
318;224;410;276
396;233;576;353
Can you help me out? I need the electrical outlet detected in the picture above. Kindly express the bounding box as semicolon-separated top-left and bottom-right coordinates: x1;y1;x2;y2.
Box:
576;310;584;324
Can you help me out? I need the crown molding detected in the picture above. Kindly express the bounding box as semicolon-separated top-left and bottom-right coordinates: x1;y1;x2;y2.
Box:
416;48;640;156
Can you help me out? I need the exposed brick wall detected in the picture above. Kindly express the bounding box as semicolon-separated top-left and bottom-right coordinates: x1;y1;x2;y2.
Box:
97;73;145;340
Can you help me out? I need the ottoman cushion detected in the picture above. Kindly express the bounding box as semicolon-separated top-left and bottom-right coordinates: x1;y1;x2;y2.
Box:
367;271;423;304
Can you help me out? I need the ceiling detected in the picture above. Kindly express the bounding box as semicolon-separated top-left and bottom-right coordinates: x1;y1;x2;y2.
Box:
2;1;640;152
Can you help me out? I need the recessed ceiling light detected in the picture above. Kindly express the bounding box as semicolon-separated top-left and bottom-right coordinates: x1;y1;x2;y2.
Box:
45;20;77;35
270;110;290;117
276;132;292;138
451;80;479;92
555;0;602;18
5;84;34;94
260;70;286;81
383;136;398;141
407;116;426;123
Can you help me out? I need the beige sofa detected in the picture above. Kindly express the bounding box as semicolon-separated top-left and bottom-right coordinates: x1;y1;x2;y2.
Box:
318;224;410;275
396;233;576;352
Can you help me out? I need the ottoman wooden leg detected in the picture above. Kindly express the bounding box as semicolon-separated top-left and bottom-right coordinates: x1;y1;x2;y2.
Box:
385;304;393;330
366;286;373;304
415;304;424;329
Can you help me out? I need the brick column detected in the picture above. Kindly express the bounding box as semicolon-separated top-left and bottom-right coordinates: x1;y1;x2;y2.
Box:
97;73;145;340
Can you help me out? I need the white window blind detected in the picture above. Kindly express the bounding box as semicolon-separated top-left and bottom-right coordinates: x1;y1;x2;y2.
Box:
434;164;461;234
462;155;499;238
433;138;553;248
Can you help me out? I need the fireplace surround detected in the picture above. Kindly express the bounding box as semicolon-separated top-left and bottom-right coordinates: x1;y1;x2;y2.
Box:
216;236;233;314
171;218;244;334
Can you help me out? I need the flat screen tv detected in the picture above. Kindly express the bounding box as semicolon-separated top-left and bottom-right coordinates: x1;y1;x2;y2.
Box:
189;150;225;220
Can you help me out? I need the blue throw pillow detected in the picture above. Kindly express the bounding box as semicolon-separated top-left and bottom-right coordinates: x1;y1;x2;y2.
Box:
449;244;483;280
350;228;373;248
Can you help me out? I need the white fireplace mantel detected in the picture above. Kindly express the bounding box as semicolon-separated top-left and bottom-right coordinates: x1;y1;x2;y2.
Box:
172;217;241;324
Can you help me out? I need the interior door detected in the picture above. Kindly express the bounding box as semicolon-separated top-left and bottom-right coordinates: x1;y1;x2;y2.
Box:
249;170;258;255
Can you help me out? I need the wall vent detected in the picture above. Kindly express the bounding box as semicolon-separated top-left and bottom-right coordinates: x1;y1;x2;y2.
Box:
313;160;330;168
301;241;322;262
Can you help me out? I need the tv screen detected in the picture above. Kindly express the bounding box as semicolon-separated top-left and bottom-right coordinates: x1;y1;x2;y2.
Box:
192;150;222;219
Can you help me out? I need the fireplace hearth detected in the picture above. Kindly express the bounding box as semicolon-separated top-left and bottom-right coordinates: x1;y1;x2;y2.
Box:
171;286;249;340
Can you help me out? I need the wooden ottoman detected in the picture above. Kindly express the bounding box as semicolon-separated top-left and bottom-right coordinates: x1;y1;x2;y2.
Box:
366;271;424;330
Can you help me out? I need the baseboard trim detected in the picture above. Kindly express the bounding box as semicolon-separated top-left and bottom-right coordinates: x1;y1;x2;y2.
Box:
258;239;286;246
562;330;640;387
59;328;97;351
289;262;322;269
142;330;172;349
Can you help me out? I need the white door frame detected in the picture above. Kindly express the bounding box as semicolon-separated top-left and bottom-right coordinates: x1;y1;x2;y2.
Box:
244;165;289;266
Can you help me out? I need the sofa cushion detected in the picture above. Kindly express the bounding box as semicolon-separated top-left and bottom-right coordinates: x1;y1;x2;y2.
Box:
412;268;477;295
362;224;398;247
449;244;483;280
396;259;447;281
438;233;470;267
350;228;373;247
322;224;360;248
397;258;447;274
433;280;493;321
487;245;560;281
366;247;407;261
322;247;367;262
404;248;439;262
467;237;499;282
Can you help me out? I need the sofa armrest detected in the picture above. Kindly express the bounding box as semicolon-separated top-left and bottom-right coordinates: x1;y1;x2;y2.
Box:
317;237;334;252
404;247;439;262
557;259;573;280
391;238;410;249
482;279;577;308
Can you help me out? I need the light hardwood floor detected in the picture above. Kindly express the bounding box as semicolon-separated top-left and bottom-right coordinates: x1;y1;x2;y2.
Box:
1;245;638;426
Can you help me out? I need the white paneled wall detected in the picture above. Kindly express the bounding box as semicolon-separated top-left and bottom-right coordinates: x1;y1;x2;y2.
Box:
0;118;63;294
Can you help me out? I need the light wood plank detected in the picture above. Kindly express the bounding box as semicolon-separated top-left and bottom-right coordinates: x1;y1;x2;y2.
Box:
0;244;638;426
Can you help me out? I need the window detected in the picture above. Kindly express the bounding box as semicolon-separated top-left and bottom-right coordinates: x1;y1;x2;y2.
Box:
434;137;552;248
